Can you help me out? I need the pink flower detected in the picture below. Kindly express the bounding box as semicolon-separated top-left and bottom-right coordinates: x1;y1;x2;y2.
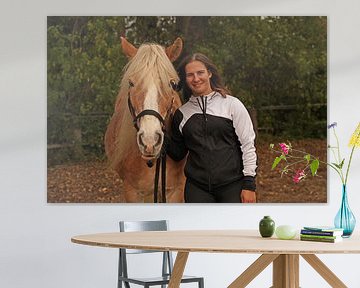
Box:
293;170;306;183
279;143;290;155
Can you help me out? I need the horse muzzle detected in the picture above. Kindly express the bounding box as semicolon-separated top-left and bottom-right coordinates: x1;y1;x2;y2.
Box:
137;130;164;162
141;155;157;161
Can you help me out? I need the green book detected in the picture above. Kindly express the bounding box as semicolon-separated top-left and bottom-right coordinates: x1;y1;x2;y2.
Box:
300;234;341;240
300;235;342;243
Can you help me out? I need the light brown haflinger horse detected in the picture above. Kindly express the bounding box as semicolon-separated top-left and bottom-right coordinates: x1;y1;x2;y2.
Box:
105;37;186;203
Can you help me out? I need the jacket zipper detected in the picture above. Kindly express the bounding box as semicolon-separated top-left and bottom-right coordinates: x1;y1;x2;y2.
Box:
197;96;211;192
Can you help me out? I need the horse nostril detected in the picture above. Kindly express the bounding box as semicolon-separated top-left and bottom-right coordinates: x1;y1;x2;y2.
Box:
155;132;163;147
138;132;145;147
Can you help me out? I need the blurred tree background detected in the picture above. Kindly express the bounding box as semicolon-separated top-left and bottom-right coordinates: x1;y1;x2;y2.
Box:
47;16;327;166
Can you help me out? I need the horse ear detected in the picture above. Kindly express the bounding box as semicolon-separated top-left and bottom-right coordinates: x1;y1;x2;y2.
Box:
165;37;183;62
120;37;137;58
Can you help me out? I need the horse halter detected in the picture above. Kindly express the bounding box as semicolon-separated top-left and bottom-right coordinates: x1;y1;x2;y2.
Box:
126;79;179;203
127;80;179;132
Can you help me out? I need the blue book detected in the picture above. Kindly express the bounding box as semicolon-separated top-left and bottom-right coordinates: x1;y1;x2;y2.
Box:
302;226;343;236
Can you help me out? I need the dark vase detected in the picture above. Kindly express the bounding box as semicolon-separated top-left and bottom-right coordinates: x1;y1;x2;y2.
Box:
334;185;356;237
259;216;275;238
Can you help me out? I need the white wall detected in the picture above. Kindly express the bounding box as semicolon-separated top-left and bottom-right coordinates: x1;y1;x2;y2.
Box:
1;0;360;287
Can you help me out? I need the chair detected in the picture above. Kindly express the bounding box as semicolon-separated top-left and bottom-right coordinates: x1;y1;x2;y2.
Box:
118;220;204;288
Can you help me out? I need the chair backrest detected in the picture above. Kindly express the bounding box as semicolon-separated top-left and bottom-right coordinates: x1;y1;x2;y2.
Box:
118;220;174;283
119;220;169;254
120;220;168;232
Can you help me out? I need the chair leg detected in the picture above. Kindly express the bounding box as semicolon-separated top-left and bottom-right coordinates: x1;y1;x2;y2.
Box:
120;279;131;288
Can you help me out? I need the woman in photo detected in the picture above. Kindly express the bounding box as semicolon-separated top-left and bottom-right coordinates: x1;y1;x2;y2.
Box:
167;53;257;203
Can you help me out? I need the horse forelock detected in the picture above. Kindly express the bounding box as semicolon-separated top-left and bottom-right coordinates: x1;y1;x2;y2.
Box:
117;43;179;110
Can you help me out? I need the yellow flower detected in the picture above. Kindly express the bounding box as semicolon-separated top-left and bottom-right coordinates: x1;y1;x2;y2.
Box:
348;122;360;148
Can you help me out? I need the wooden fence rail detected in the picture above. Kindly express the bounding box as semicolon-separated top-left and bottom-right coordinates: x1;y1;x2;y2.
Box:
47;103;326;151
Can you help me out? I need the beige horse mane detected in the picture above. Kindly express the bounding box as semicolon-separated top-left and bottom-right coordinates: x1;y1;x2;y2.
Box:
118;43;179;105
110;42;180;170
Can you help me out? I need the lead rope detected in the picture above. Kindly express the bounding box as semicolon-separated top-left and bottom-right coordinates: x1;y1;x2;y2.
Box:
153;141;167;203
153;99;173;203
161;147;167;203
153;157;160;203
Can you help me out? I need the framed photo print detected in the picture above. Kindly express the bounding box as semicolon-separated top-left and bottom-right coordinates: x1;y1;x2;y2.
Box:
47;16;327;203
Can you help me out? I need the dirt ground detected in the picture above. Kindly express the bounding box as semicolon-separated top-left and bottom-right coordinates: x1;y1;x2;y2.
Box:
47;139;327;203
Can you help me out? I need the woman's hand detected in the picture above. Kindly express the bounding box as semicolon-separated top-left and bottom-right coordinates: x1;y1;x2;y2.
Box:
241;189;256;203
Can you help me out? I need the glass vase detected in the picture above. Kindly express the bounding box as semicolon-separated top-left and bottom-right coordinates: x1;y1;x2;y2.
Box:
334;185;356;237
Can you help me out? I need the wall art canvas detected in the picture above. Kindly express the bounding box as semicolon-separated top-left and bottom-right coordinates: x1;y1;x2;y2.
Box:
47;16;327;203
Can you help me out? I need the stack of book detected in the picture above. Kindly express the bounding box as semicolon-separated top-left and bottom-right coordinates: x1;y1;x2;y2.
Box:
300;226;344;243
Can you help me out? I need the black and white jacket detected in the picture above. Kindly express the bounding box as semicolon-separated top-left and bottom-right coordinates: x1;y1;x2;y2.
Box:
167;91;257;191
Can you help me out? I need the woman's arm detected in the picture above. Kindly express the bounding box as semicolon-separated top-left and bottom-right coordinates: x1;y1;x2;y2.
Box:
166;109;188;161
231;97;257;192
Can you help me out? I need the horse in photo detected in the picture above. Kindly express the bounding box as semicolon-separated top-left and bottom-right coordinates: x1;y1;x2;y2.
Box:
105;37;186;202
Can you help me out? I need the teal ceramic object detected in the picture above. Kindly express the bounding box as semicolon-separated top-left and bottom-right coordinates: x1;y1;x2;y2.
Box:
259;216;275;237
275;225;297;240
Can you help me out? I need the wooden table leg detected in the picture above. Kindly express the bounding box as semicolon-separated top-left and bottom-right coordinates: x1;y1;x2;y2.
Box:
272;254;299;288
168;251;189;288
301;254;347;288
228;254;279;288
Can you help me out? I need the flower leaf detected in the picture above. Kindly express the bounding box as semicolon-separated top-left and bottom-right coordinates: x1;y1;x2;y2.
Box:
339;158;345;169
332;159;344;169
304;154;311;163
269;143;274;149
310;159;319;176
272;156;282;170
332;162;341;169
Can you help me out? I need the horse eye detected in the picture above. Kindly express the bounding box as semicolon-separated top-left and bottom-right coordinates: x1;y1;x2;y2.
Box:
170;80;180;91
128;80;134;87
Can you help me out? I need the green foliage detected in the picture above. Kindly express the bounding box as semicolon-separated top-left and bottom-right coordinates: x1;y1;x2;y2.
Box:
48;17;126;164
48;16;327;165
310;159;320;176
272;154;286;170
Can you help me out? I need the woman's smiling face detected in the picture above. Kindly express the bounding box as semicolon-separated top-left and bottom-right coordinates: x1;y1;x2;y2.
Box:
185;60;213;96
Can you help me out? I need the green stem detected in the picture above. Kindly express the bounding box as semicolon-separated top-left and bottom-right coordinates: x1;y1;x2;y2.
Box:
344;145;356;186
332;127;346;183
330;147;339;165
290;149;320;161
327;163;344;182
290;148;328;165
283;159;307;168
333;127;342;165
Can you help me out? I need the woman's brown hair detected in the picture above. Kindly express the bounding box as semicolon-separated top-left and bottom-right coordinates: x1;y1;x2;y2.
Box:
177;53;231;101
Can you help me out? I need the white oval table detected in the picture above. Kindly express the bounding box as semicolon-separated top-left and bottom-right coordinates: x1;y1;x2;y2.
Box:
72;230;360;288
